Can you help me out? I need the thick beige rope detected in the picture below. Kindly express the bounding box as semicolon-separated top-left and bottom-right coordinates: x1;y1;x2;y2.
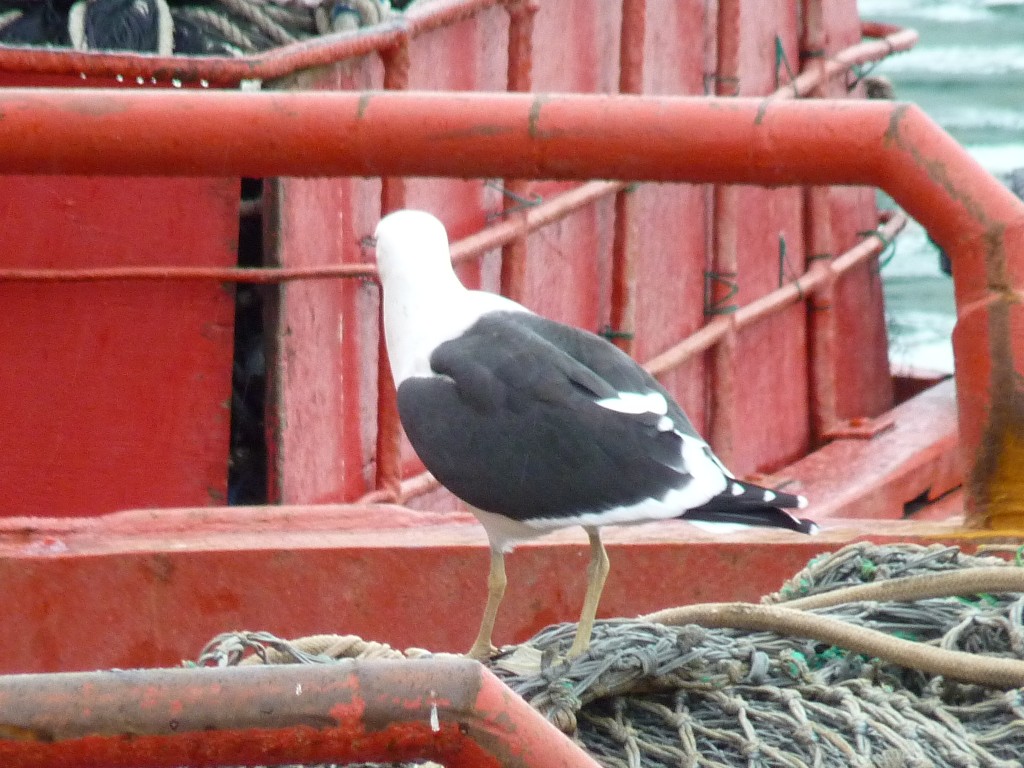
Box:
774;567;1024;610
641;602;1024;689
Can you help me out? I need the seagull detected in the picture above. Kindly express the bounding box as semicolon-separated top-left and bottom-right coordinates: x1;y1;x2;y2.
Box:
373;209;817;660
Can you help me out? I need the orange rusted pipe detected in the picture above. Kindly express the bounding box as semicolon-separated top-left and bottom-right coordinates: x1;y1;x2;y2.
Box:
496;0;537;305
0;90;1019;523
0;6;913;91
801;0;841;444
0;89;929;183
0;659;598;768
373;34;413;500
0;180;624;285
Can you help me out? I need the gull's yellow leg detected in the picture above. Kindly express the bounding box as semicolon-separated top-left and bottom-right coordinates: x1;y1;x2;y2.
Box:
567;527;609;659
466;549;507;659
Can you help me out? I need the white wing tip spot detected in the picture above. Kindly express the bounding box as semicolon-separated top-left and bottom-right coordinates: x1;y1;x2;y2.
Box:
797;495;809;509
657;416;674;432
763;490;776;502
596;390;669;416
731;483;745;496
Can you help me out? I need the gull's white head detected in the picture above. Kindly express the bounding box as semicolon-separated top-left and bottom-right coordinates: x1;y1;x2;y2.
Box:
374;209;455;288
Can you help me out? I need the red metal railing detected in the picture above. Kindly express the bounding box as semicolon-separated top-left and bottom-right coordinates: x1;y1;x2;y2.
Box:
0;89;1018;527
0;0;520;87
0;17;916;504
0;658;599;768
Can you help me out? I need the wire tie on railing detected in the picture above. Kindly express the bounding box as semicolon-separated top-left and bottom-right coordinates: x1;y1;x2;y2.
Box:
774;35;798;97
599;325;635;341
847;59;881;92
704;72;739;96
858;227;897;273
703;270;739;316
485;180;543;221
777;233;804;299
358;234;380;283
807;252;833;263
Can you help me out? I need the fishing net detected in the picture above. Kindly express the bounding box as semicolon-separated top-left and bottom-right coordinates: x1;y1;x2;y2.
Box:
198;542;1024;767
0;0;404;56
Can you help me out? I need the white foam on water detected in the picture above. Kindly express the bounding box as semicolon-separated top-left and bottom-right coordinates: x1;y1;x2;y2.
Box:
875;45;1024;77
886;311;957;374
859;0;995;23
969;143;1024;176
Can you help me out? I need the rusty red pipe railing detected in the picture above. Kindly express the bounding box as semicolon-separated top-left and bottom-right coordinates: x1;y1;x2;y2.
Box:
0;90;1019;524
606;0;645;357
800;0;842;444
496;0;537;305
0;658;598;768
372;25;413;502
0;19;911;288
644;212;908;376
0;3;913;89
0;90;928;183
0;0;510;87
0;179;625;285
707;0;742;466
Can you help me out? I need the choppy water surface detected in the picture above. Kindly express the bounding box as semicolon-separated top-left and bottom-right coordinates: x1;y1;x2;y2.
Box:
858;0;1024;373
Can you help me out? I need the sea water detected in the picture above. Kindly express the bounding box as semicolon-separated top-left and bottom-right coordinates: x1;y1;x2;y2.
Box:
858;0;1024;373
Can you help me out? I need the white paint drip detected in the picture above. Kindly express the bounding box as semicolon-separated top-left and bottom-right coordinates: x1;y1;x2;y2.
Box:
429;691;440;732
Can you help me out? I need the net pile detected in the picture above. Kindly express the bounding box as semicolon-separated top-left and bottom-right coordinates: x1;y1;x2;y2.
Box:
198;543;1024;767
0;0;405;56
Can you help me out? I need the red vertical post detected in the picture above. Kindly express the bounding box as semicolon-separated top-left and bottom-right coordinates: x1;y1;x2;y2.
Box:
800;0;840;444
608;0;645;356
707;0;741;466
498;0;537;304
375;36;412;500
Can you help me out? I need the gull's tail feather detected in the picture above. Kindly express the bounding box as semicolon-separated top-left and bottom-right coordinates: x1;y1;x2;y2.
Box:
681;479;817;534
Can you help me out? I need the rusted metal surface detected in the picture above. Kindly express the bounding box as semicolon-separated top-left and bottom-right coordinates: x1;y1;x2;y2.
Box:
606;0;645;356
0;90;943;183
800;0;838;444
497;1;537;307
0;660;598;768
0;443;967;679
643;212;907;375
823;414;897;441
707;0;741;466
0;262;373;283
373;25;412;503
784;379;961;521
0;177;238;518
0;1;911;89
